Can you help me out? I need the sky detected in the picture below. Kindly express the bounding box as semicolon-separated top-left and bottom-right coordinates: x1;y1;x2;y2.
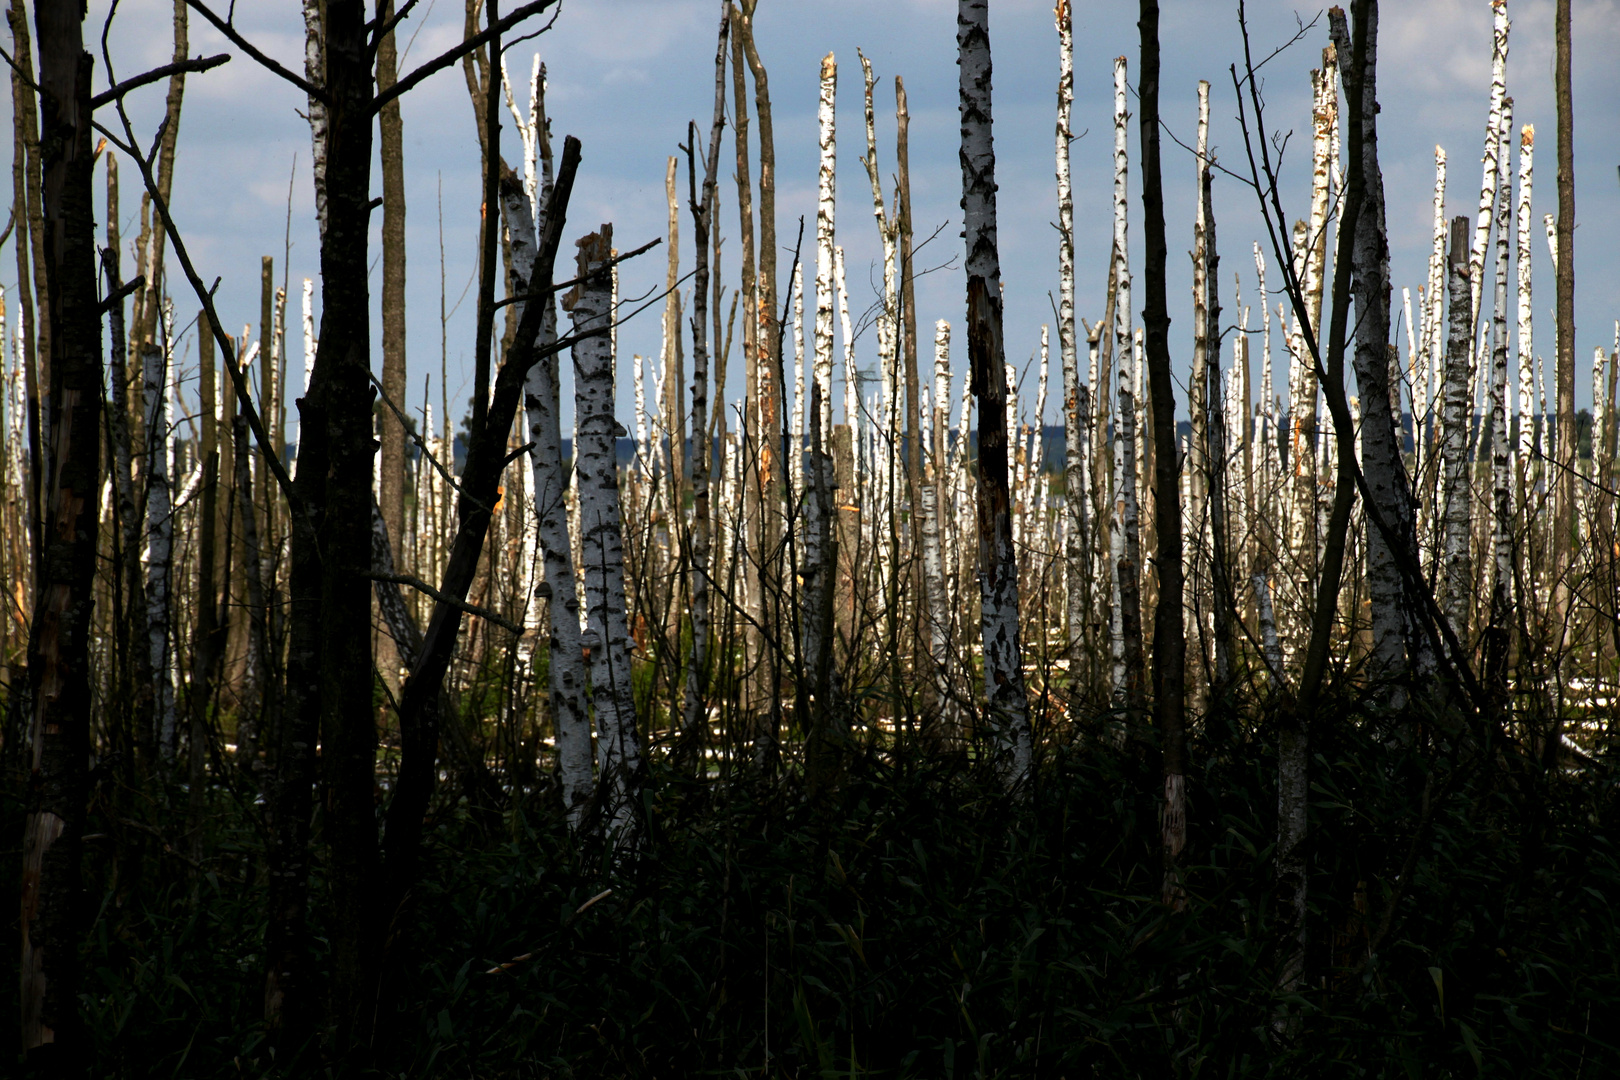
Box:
32;0;1620;435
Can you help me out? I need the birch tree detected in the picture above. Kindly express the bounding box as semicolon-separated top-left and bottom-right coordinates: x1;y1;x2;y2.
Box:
570;225;643;839
959;0;1031;785
683;7;729;748
1337;0;1411;690
1055;0;1085;666
1515;125;1534;513
1440;217;1474;636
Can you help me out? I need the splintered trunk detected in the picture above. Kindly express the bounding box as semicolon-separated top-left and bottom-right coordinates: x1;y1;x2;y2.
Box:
959;0;1031;785
1200;101;1232;694
1440;216;1474;639
571;226;643;839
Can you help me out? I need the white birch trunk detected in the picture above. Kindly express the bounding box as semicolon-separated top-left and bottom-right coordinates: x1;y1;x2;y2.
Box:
1516;126;1535;509
300;277;316;452
570;227;642;839
509;172;593;826
814;53;838;461
1055;0;1085;665
1440;219;1474;636
302;0;328;241
1489;104;1514;626
1108;54;1141;708
960;0;1031;779
1424;149;1448;466
1468;0;1511;376
792;261;805;495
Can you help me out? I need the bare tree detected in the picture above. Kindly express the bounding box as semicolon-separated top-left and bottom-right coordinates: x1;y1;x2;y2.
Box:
959;0;1031;785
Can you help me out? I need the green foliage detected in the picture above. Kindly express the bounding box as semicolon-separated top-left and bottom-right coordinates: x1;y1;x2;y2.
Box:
13;706;1620;1077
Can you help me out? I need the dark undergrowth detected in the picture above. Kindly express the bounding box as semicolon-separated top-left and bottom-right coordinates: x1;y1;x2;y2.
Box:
5;696;1620;1077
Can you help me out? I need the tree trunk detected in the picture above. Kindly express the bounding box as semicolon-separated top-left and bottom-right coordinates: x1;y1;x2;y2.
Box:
142;342;176;761
1338;1;1411;695
7;0;44;571
504;150;592;823
896;75;924;675
1137;2;1185;901
1110;55;1145;718
1515;126;1534;519
1440;216;1473;638
1055;0;1085;669
20;1;98;1064
377;0;409;689
1200;98;1232;696
570;225;644;841
1551;0;1575;685
959;0;1031;786
683;9;728;750
1486;98;1514;688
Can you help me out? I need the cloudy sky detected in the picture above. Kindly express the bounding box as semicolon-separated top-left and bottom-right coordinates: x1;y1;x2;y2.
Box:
47;0;1620;431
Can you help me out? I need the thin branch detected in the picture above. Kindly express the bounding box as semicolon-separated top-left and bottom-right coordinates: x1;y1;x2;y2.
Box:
91;53;230;109
368;0;420;54
490;235;661;309
371;0;559;116
97;274;145;314
365;572;524;634
185;1;330;103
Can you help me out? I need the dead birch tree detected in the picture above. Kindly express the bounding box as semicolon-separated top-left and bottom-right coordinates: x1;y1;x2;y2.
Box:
959;0;1031;784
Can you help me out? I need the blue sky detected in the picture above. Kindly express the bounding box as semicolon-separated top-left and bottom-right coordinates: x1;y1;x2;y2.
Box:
48;0;1620;433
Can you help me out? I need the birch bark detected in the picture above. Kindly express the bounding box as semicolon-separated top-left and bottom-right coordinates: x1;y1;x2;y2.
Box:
570;226;643;838
814;53;837;464
960;0;1031;784
1109;55;1145;711
1055;0;1085;666
1341;0;1410;689
509;167;591;823
1488;103;1514;658
1515;126;1534;514
1440;217;1474;637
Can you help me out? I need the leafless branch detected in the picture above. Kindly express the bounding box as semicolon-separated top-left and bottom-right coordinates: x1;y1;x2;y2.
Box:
185;1;330;104
365;572;524;634
371;0;559;116
91;53;230;110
